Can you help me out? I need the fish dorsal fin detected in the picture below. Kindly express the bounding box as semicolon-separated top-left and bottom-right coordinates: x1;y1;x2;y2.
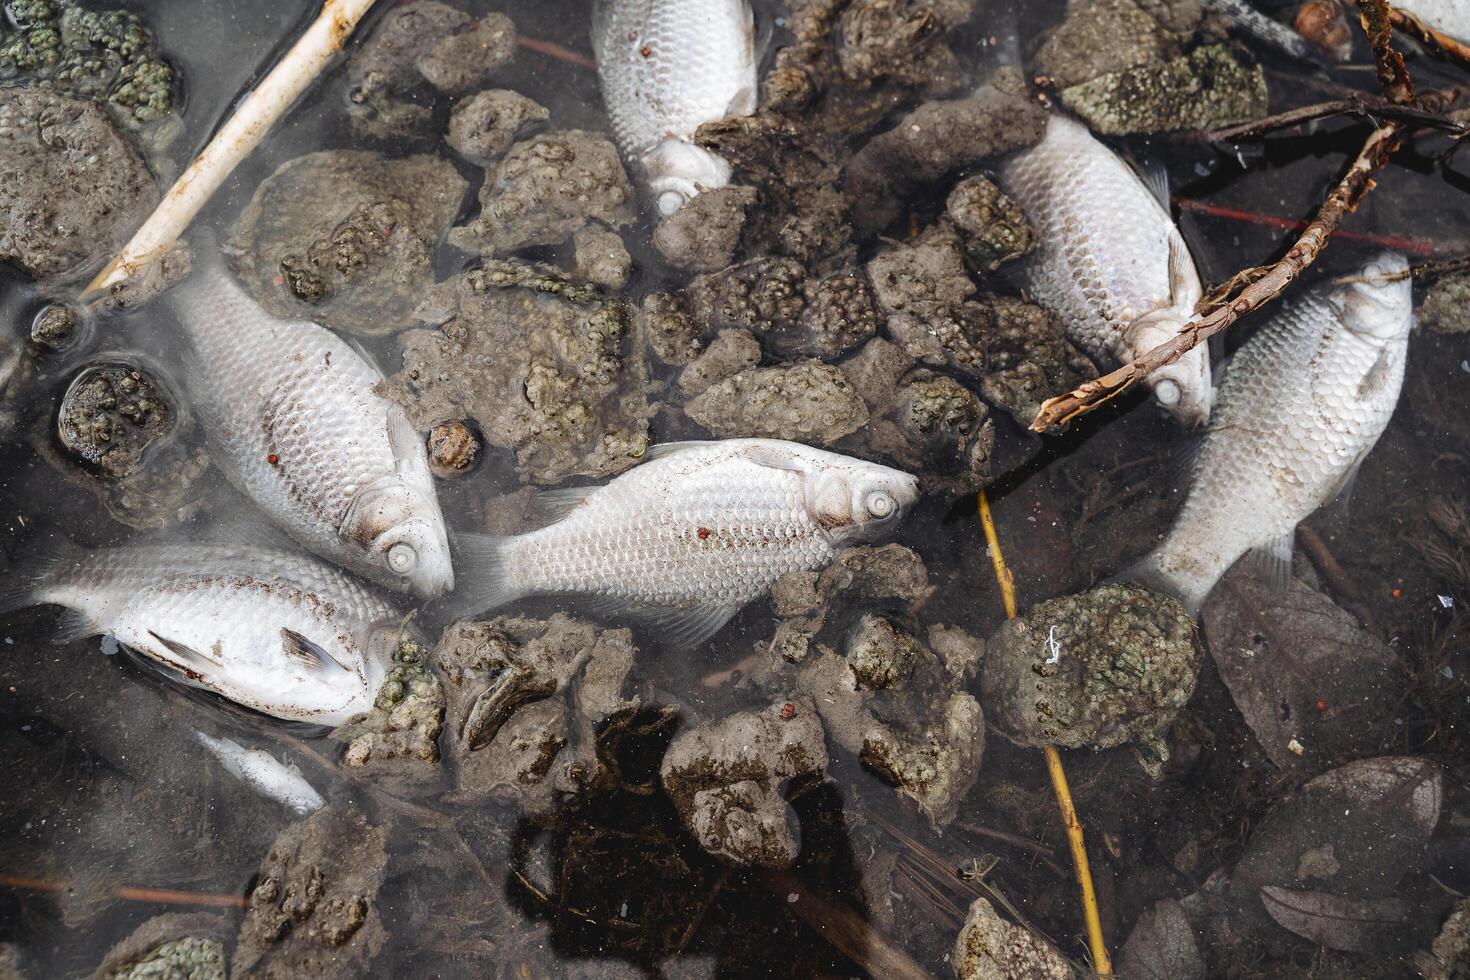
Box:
148;630;223;667
736;442;806;472
584;596;744;648
279;628;349;674
642;440;714;462
1246;530;1296;591
536;486;598;521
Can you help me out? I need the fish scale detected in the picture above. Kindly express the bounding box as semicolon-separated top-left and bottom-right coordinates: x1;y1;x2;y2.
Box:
1000;113;1214;425
1131;254;1413;613
456;439;918;644
168;251;452;597
10;544;399;725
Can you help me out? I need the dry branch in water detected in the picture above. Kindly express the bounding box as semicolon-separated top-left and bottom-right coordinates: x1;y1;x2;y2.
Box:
81;0;380;302
1360;0;1415;104
1390;7;1470;73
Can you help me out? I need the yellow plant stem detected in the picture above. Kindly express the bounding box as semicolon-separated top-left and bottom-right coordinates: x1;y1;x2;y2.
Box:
977;489;1113;976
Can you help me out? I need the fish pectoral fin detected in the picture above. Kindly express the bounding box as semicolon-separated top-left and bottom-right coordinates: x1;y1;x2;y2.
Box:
279;629;349;675
148;630;222;668
642;440;714;462
1166;232;1196;309
1138;157;1171;213
385;405;433;484
585;597;744;648
536;486;598;522
736;443;806;473
1246;531;1296;592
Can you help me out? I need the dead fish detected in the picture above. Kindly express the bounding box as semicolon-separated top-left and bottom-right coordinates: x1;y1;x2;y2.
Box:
0;541;400;725
999;113;1214;426
195;731;324;815
454;439;919;644
592;0;757;216
1129;253;1414;614
1204;0;1321;61
168;249;452;598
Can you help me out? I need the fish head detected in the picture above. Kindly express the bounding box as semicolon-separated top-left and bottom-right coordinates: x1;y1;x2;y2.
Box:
805;456;920;545
1127;309;1214;428
1335;251;1413;342
343;478;455;598
643;139;734;216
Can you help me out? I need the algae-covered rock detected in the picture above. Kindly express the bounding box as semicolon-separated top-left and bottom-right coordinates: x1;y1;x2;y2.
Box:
945;175;1034;272
857;360;996;497
230;150;466;336
679;328;762;397
334;633;445;797
1060;43;1269;135
653;184;756;274
572;223;632;289
450;129;635;255
1423;274;1470;334
660;699;828;867
445;88;549;165
684;360;867;445
954;897;1074;979
414;12;515;94
89;913;229;980
384;261;649;485
0;86;157;280
981;583;1202;755
1034;0;1189;89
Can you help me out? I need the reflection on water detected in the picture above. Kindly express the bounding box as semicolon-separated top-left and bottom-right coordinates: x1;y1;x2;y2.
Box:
2;0;1470;976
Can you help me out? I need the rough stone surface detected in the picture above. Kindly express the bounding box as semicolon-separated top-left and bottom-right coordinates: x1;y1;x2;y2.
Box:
89;913;229;980
1060;43;1269;135
384;261;649;485
642;291;707;366
981;583;1202;758
1035;0;1187;89
653;185;757;274
450;129;635;255
572;223;632;289
334;633;445;796
945;175;1034;272
679;328;762;397
230;150;466;336
445;88;549;165
684;360;867;445
660;700;828;867
953;897;1073;979
1423;274;1470;334
0;86;156;279
414;13;515;94
232;806;388;980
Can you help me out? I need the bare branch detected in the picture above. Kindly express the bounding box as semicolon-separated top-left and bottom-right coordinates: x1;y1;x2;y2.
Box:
1390;6;1470;73
1359;0;1415;105
1201;89;1467;143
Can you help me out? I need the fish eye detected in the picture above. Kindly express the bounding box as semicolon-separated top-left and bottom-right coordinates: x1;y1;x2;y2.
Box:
387;542;418;574
656;190;686;216
1155;379;1181;406
865;491;896;520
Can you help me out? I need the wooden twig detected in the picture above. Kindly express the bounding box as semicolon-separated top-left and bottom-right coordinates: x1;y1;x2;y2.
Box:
516;36;596;71
977;490;1112;975
1360;0;1416;104
0;874;248;909
1390;6;1470;73
1296;523;1382;634
81;0;381;302
1029;120;1403;433
759;869;935;980
1176;198;1446;256
1201;90;1466;143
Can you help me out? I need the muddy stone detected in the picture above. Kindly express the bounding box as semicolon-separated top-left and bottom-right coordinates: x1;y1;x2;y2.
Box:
981;583;1201;761
230;150;466;336
346;0;471;103
1423;273;1470;334
426;419;482;477
684;360;867;445
450;129;635;255
445;88;549;165
945;175;1034;272
0;86;156;280
414;13;515;94
58;361;173;479
29;302;78;350
856;357;996;496
679;328;761;397
572;223;632;289
1034;0;1188;89
385;261;649;485
653;184;756;273
232;806;388;980
953;897;1073;979
642;291;707;366
660;699;828;867
334;634;445;796
1060;43;1269;135
89;912;230;980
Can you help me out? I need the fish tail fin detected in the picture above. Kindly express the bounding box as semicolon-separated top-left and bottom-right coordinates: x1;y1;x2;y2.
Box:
0;532;86;619
1118;548;1208;618
443;533;526;621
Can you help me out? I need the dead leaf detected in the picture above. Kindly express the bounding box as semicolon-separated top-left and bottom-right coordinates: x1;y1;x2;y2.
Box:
1259;885;1410;951
1202;565;1405;769
1117;898;1205;980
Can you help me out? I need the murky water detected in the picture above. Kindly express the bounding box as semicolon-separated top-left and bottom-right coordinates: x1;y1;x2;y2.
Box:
3;0;1470;976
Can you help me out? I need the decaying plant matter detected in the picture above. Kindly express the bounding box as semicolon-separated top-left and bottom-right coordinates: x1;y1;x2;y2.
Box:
1030;0;1466;433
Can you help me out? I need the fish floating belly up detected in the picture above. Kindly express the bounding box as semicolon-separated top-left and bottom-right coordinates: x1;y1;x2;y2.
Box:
592;0;757;215
999;113;1214;426
195;731;325;815
1129;253;1414;614
1;542;400;725
454;439;920;645
168;249;452;598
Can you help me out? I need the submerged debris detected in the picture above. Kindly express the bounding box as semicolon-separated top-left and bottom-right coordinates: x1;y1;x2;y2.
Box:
425;420;482;478
1060;43;1269;134
953;897;1073;980
230;150;466;336
1423;273;1470;334
652;185;758;274
89;912;229;980
29;302;80;351
57;361;172;479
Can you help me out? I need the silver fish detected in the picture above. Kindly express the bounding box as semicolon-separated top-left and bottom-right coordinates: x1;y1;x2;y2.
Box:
455;439;919;644
168;251;452;598
592;0;758;216
1130;253;1413;614
1;542;400;725
1000;113;1214;426
195;731;325;815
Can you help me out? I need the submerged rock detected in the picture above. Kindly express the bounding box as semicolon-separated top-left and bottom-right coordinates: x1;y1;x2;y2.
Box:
445;88;549;166
572;223;632;290
953;897;1073;979
232;806;388;980
230;150;466;336
1060;43;1269;135
425;420;482;478
944;175;1034;272
334;633;445;796
450;129;635;256
0;86;157;280
981;583;1201;762
678;328;762;397
414;13;515;94
1034;0;1191;89
89;912;229;980
29;302;80;351
660;699;828;867
683;360;867;445
385;261;649;485
653;185;756;273
1422;274;1470;334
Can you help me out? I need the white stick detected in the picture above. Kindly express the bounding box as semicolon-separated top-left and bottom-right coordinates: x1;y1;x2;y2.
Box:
82;0;380;301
